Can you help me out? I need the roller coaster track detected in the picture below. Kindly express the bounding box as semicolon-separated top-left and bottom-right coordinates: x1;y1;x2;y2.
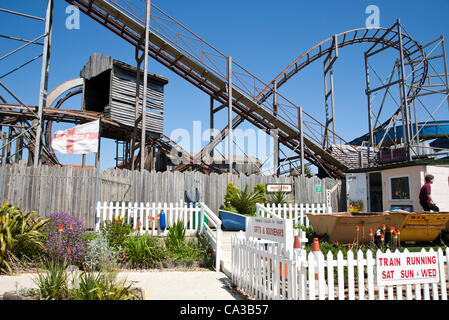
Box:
258;24;428;134
64;0;429;178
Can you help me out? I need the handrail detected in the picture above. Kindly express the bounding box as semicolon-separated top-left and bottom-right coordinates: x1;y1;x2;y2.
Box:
255;203;283;220
199;202;222;272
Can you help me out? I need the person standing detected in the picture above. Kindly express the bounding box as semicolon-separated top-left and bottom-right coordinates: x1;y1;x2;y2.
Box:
419;174;439;212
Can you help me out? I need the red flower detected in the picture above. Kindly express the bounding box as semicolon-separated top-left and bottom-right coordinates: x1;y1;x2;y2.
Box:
58;225;63;232
369;228;373;236
356;225;360;231
67;246;71;255
381;234;385;240
389;226;395;232
382;224;386;230
393;230;398;238
69;223;73;230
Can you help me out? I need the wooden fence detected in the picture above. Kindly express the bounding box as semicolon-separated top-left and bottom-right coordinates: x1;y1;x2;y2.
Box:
0;163;345;229
232;234;449;300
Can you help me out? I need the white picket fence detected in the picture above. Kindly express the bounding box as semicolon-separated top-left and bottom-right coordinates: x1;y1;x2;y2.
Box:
95;201;222;271
232;233;449;300
256;203;332;227
95;200;202;234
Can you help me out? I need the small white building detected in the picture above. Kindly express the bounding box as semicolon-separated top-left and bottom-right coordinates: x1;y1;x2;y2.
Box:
346;159;449;213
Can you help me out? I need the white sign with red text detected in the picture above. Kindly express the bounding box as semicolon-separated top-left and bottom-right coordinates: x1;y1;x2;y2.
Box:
246;216;293;256
266;184;292;193
376;251;440;286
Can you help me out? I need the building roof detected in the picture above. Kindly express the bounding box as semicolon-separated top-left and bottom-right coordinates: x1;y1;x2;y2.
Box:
345;158;449;174
80;52;168;85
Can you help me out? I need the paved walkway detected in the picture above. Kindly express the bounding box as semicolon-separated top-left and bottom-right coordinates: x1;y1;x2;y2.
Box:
0;269;244;300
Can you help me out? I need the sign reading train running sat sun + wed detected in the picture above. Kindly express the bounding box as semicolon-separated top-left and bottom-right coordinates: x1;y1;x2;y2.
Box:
376;251;440;286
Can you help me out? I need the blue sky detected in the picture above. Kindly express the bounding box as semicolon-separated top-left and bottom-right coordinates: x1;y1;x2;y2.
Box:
1;0;448;171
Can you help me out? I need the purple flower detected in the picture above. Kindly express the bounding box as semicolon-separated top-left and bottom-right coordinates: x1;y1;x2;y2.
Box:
44;212;88;266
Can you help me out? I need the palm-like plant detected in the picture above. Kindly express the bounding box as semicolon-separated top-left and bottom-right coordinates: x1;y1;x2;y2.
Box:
0;203;49;273
33;259;69;300
268;190;291;205
227;185;266;216
71;269;138;300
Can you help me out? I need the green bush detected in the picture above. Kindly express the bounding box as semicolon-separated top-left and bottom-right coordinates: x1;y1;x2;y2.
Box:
84;233;119;271
33;259;139;300
197;233;214;267
122;233;167;268
268;190;290;205
33;260;69;300
165;221;186;251
100;220;133;250
0;203;49;273
224;184;266;216
70;269;139;300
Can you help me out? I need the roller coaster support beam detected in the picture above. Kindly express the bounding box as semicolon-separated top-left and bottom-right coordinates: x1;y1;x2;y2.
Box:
33;0;53;168
397;20;412;162
130;37;144;171
441;36;449;115
210;96;214;156
364;51;374;167
227;56;233;177
323;35;338;148
299;107;305;178
139;0;151;202
273;80;280;176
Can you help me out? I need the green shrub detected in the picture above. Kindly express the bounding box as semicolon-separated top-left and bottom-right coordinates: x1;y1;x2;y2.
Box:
165;221;186;251
84;233;119;271
70;269;139;300
33;260;69;300
122;233;166;268
34;259;139;300
253;184;267;204
224;184;266;216
294;224;316;244
197;233;214;268
268;190;290;205
100;220;133;250
0;203;49;273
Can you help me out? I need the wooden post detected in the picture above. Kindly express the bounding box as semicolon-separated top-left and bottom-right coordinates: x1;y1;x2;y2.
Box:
273;81;280;176
33;0;53;167
140;0;151;202
299;107;305;178
94;117;102;229
227;56;233;177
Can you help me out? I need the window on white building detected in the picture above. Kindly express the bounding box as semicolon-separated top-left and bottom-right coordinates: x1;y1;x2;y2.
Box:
390;176;410;201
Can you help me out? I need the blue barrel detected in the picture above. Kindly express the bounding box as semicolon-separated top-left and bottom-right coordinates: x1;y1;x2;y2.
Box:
159;210;166;231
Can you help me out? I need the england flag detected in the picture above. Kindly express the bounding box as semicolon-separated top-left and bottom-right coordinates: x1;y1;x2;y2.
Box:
51;120;100;154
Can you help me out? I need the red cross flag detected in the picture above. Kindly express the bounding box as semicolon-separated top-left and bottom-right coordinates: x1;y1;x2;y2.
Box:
51;120;100;154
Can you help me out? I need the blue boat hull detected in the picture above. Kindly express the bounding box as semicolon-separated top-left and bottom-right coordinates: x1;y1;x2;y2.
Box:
219;210;246;231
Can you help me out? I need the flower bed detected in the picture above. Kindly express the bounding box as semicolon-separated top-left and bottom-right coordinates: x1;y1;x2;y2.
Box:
0;206;215;300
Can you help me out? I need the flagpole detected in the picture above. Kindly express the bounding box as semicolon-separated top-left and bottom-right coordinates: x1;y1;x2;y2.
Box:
94;116;102;230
